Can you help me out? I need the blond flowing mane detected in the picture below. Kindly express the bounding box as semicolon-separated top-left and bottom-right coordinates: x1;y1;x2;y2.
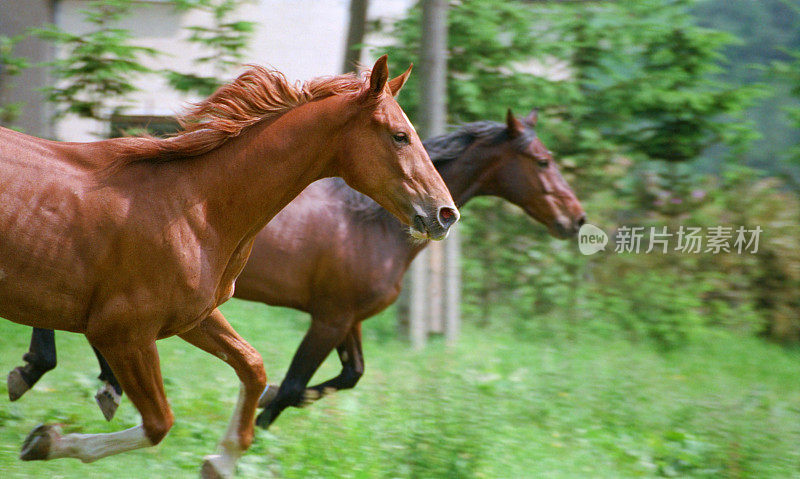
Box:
105;65;369;170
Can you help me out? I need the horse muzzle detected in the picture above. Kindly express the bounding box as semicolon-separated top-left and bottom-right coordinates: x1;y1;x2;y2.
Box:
410;205;459;241
552;213;586;239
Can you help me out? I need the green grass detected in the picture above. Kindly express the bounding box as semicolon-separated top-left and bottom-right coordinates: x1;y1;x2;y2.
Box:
1;299;799;478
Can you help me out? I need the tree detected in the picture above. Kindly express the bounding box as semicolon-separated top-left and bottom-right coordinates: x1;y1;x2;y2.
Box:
0;34;29;127
384;0;757;174
32;0;159;125
405;0;452;349
166;0;256;97
342;0;370;73
601;1;759;163
773;48;800;170
381;0;760;327
692;0;800;168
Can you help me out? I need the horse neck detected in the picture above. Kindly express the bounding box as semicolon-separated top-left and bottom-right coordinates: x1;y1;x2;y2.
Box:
190;96;351;244
435;144;502;208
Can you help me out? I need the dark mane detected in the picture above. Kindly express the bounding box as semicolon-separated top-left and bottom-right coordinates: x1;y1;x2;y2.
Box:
102;65;370;171
331;121;519;221
423;121;510;164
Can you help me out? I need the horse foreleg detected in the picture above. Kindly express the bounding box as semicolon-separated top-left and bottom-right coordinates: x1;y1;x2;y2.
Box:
256;316;350;429
7;328;57;401
92;346;123;421
178;308;266;479
21;339;173;463
304;323;364;397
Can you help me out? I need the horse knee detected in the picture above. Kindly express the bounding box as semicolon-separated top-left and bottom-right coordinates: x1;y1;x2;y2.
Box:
143;411;174;445
240;345;266;391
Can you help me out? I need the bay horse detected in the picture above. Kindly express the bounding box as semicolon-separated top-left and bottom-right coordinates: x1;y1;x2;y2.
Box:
8;109;584;430
0;55;458;477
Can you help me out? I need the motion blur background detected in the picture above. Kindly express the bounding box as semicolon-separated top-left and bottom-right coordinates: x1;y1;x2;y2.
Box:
1;1;799;477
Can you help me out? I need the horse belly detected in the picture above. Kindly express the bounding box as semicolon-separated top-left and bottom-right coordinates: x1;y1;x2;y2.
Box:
234;245;314;311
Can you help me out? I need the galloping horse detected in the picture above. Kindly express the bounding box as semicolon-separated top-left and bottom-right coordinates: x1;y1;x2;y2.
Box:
0;55;457;477
9;109;583;430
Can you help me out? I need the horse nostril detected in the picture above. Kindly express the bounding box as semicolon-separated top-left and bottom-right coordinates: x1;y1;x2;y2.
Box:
576;214;586;228
437;206;459;229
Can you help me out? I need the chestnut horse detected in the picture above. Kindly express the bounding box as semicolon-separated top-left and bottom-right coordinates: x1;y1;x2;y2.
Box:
9;109;583;430
0;56;457;477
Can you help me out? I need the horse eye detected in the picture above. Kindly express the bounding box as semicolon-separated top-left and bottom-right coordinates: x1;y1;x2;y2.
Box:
393;132;409;144
537;159;549;168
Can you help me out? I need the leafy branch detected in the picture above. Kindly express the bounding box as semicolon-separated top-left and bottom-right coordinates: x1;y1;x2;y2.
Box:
32;0;160;122
165;0;256;97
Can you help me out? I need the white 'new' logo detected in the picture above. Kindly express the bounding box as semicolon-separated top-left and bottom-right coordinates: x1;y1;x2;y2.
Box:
578;223;608;255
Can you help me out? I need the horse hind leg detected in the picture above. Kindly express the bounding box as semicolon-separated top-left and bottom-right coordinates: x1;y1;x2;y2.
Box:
8;328;57;401
20;339;173;463
92;346;123;421
178;309;266;479
256;328;362;409
257;316;350;428
304;323;365;399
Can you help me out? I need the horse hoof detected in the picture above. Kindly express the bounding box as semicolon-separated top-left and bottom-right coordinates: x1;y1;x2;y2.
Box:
201;454;232;479
20;424;61;461
7;367;31;401
257;383;279;408
95;382;121;421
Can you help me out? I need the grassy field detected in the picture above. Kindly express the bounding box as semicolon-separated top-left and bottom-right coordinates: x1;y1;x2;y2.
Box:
1;299;800;478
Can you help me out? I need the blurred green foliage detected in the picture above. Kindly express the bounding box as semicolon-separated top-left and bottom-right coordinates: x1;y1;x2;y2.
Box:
0;34;28;128
380;0;799;346
772;46;800;170
17;0;255;136
693;0;800;172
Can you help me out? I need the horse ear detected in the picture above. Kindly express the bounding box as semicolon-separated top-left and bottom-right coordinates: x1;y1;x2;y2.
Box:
369;55;390;96
388;63;413;97
524;108;539;127
506;108;524;137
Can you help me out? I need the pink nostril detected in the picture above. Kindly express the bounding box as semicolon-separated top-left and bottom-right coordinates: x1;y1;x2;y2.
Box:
437;206;459;229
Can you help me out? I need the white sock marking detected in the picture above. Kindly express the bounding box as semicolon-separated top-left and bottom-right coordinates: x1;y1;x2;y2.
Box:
49;425;152;463
205;383;247;477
